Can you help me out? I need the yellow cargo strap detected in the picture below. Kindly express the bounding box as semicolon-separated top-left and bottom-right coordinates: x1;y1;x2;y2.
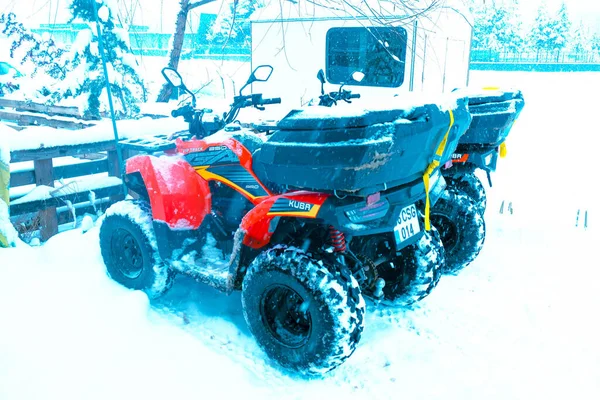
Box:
423;110;455;231
499;141;507;158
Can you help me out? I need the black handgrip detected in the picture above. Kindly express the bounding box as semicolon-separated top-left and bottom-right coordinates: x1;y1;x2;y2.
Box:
349;93;361;99
261;97;282;105
171;104;192;118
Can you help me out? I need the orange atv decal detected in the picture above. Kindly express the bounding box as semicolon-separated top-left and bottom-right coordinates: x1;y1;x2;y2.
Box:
451;153;469;163
194;165;268;202
267;197;322;218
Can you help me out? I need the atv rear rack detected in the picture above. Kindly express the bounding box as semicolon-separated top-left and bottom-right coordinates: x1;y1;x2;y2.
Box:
119;134;177;153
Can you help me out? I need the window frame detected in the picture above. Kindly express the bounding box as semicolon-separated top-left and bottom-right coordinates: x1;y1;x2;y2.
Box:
325;26;408;88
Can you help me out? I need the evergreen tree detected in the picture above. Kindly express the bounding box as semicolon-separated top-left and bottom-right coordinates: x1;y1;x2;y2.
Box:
570;21;591;55
592;33;600;52
50;0;146;119
529;1;571;54
472;0;523;53
554;1;571;52
528;2;554;52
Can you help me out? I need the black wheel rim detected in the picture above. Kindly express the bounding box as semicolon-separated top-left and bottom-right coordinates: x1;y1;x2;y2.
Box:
377;259;410;294
260;285;312;349
111;228;144;279
431;215;458;253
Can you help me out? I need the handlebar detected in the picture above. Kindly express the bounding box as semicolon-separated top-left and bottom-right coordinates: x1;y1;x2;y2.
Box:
261;97;282;105
318;90;360;107
170;93;280;136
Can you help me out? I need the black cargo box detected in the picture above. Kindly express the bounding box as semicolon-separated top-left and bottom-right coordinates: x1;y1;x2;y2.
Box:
459;89;525;147
252;96;472;195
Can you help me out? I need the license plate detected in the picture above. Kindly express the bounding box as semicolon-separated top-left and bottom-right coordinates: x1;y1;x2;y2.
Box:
394;204;421;246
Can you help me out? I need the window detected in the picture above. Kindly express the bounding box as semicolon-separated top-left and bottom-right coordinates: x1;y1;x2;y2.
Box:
326;26;408;88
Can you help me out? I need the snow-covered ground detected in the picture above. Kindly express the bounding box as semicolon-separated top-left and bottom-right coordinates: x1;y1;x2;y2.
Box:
1;71;599;400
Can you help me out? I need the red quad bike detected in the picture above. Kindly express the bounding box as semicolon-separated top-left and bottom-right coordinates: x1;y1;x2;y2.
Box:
99;65;471;375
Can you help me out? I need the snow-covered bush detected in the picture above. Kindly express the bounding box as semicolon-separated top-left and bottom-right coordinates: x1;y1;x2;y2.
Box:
49;0;147;119
0;12;72;97
0;12;70;80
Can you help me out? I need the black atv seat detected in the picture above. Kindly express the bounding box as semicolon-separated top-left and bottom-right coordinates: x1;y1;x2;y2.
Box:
276;107;415;131
232;132;265;154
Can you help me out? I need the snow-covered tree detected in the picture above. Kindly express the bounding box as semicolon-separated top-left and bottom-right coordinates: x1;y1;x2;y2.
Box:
554;1;571;52
592;33;600;52
528;2;554;51
208;0;266;47
472;0;523;52
528;1;571;54
49;0;146;119
569;21;592;55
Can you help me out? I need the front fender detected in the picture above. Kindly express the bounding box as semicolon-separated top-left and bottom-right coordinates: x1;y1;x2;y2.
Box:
126;154;211;229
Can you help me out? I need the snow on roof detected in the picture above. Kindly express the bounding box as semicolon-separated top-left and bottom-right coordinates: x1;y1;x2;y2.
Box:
251;0;473;25
1;117;188;154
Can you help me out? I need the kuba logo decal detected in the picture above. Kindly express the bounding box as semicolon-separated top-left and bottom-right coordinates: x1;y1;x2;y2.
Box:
288;200;313;211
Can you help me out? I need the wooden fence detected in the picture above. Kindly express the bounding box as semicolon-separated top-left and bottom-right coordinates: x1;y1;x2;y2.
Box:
9;144;128;241
1;99;147;242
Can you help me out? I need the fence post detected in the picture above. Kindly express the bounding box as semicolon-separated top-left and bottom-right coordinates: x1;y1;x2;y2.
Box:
34;158;58;241
107;149;126;203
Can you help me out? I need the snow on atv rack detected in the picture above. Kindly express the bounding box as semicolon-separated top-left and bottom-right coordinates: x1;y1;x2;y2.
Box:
118;134;178;153
253;95;472;196
459;89;525;149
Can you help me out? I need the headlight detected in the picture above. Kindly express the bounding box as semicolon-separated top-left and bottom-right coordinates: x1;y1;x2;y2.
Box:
484;153;494;165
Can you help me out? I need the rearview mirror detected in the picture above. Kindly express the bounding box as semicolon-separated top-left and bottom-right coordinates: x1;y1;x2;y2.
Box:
317;69;326;95
317;69;326;84
251;65;273;82
240;65;274;94
161;67;196;106
161;67;184;88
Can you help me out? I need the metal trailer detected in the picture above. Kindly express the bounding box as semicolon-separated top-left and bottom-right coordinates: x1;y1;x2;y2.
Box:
249;0;473;109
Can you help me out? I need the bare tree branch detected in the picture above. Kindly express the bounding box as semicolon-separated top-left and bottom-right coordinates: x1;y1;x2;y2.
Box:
221;0;239;49
157;0;216;102
188;0;216;12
